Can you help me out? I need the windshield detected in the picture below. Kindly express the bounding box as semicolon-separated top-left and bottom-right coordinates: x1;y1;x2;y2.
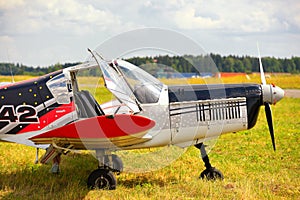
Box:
96;59;141;113
46;73;70;104
116;60;163;104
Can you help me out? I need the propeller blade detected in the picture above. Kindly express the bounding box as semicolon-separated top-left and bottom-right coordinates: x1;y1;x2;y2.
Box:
264;103;276;151
257;42;266;85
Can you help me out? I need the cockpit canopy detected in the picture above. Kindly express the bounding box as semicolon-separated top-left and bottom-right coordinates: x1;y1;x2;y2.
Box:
64;54;164;114
116;60;163;104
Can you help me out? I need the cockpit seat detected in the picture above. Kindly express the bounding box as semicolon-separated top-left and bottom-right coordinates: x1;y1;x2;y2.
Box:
74;90;105;118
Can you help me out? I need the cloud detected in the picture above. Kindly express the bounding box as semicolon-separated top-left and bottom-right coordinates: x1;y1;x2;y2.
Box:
173;6;222;30
0;0;135;36
0;0;299;65
43;1;123;34
0;35;18;61
0;0;24;9
155;0;300;34
2;0;298;37
0;0;140;65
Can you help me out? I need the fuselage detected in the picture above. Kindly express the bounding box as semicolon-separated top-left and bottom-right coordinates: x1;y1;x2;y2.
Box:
168;84;262;130
121;83;262;149
0;70;77;148
0;59;284;151
0;70;75;135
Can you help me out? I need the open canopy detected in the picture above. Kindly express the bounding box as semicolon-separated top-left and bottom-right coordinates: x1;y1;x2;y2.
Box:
91;52;163;112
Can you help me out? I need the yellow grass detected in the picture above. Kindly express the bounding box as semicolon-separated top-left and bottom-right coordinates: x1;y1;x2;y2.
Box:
1;74;300;89
0;98;299;199
162;74;300;89
0;75;34;83
0;73;299;199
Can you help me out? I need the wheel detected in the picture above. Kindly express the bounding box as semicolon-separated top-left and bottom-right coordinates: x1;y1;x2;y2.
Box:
87;169;117;190
105;154;123;173
200;167;224;180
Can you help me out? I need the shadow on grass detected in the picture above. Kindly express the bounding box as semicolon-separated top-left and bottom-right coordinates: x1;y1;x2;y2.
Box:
118;174;180;189
0;152;173;199
0;153;97;200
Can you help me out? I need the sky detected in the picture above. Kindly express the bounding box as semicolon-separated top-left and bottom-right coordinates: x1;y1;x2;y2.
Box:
0;0;299;66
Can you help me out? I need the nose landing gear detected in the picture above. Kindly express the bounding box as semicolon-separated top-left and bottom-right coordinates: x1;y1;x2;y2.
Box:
195;143;224;180
87;150;123;190
88;168;116;190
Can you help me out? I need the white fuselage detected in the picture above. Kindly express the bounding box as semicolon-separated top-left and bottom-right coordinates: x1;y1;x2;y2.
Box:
101;84;248;150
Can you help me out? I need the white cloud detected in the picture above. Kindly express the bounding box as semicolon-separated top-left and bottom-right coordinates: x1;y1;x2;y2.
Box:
0;0;140;65
165;0;299;34
173;6;222;30
0;0;24;9
0;0;136;36
0;35;23;64
0;35;13;43
0;0;299;65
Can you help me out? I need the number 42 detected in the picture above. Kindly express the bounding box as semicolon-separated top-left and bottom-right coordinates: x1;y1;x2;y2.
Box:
0;105;39;123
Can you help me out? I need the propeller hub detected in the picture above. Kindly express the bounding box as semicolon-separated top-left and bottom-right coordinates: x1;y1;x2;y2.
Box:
261;84;284;105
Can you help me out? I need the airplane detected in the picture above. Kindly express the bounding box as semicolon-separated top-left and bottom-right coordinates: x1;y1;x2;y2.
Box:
0;49;284;190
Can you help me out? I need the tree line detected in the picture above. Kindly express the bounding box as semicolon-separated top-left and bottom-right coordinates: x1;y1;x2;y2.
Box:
0;54;299;76
0;62;81;76
128;54;300;74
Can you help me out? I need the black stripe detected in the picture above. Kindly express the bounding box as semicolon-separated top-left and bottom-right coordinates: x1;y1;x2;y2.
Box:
170;109;197;116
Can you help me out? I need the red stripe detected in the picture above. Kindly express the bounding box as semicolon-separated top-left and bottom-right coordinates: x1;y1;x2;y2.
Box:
18;101;75;134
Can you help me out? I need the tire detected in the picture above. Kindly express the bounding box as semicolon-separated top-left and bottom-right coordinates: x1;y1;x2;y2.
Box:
87;169;117;190
200;167;224;180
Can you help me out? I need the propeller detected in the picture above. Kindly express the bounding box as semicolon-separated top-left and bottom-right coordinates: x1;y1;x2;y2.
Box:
264;103;276;150
257;43;276;151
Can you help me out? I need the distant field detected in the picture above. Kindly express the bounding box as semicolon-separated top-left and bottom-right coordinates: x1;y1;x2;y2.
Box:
1;73;299;89
0;75;34;83
0;74;299;199
161;74;300;89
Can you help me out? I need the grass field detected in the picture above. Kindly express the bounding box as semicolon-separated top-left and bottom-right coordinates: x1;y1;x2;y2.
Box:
0;74;299;199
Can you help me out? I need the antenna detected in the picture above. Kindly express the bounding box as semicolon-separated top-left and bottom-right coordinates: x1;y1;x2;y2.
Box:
9;64;15;83
87;48;102;67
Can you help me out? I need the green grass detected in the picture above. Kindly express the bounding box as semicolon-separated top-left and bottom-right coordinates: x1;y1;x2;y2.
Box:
0;98;299;199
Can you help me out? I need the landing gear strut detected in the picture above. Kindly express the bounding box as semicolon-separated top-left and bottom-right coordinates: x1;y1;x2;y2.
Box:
195;143;224;180
51;153;61;174
87;149;123;190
